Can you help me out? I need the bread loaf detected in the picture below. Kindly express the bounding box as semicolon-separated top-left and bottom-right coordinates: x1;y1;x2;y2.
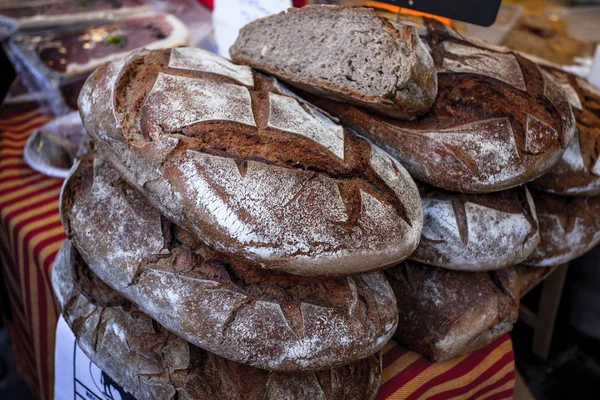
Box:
532;67;600;195
52;240;382;400
411;182;539;271
78;47;423;276
515;264;557;297
524;189;600;266
59;151;398;371
385;261;519;361
311;20;576;193
230;5;437;120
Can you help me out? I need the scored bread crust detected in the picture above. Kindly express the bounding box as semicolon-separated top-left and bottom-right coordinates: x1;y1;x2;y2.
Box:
230;6;438;120
410;182;540;271
524;188;600;267
59;151;398;372
532;66;600;195
385;260;519;361
313;20;576;193
78;47;423;277
51;241;382;400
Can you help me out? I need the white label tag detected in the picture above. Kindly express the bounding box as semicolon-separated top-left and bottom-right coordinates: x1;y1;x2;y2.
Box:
212;0;292;57
53;316;135;400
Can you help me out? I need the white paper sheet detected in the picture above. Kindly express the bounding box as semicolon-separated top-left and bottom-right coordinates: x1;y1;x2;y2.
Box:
53;315;135;400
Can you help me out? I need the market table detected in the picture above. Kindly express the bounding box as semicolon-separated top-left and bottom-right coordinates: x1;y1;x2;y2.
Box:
0;109;515;400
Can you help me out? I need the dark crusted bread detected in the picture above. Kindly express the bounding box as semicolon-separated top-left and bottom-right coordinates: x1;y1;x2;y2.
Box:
51;240;382;400
230;5;437;120
524;188;600;267
411;182;539;271
515;264;557;298
78;47;423;276
59;151;398;371
532;66;600;195
385;261;519;361
312;19;576;193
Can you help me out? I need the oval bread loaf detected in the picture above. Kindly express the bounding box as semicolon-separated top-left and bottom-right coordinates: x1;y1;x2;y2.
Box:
385;260;519;361
411;182;539;271
52;240;382;400
524;189;600;267
532;66;600;195
59;152;398;371
312;20;576;193
78;47;423;276
230;5;437;120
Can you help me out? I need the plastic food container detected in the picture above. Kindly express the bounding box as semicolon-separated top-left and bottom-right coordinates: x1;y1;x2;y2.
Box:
465;3;523;45
23;111;86;178
0;0;150;30
565;6;600;43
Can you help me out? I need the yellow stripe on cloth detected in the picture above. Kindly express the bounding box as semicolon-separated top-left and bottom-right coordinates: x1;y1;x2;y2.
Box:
0;178;60;204
453;361;515;400
382;340;399;355
0;114;49;133
479;377;515;399
413;340;513;399
381;351;423;385
0;109;44;127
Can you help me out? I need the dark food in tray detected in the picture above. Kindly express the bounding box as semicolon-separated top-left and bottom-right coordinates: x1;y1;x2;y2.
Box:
0;0;149;29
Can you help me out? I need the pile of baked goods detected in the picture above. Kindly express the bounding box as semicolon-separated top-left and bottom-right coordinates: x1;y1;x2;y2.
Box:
51;5;600;399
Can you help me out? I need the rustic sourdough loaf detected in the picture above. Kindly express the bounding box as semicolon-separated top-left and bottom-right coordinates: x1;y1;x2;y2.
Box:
78;47;423;276
524;189;600;267
385;261;519;361
311;19;576;193
59;152;398;371
411;182;539;271
52;241;382;400
230;5;437;120
532;66;600;195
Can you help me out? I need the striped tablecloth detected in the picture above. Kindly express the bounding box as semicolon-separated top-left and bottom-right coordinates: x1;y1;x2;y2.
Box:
0;110;515;400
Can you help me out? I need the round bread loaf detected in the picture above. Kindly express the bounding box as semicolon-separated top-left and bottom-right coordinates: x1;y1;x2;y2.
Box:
230;5;437;120
524;189;600;267
411;182;539;271
59;152;398;371
532;67;600;195
78;47;423;276
51;240;382;400
312;20;576;193
384;260;519;361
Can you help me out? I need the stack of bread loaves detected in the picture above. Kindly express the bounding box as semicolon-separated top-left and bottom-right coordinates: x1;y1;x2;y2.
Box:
231;6;600;361
52;39;427;399
51;5;600;398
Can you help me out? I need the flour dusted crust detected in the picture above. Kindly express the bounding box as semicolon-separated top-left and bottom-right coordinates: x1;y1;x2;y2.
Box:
314;21;576;193
78;48;423;276
51;241;382;400
59;152;398;371
532;67;600;195
385;261;519;361
411;183;539;271
524;189;600;267
230;6;437;120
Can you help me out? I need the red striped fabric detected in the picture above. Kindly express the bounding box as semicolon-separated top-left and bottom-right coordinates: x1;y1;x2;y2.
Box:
0;110;515;400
